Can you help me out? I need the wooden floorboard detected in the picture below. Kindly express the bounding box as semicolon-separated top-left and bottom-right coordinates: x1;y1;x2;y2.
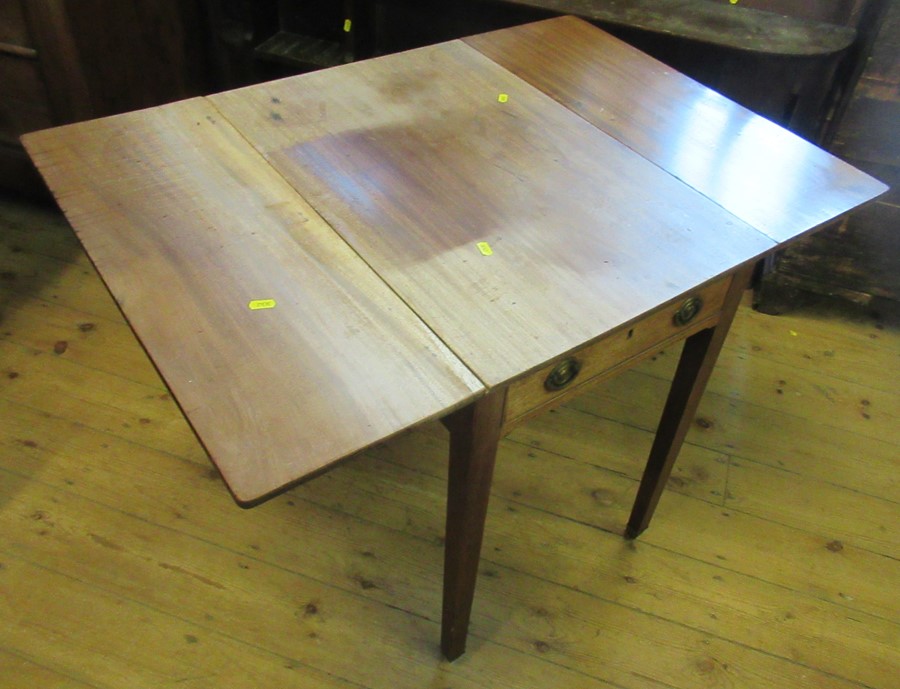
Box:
1;194;898;688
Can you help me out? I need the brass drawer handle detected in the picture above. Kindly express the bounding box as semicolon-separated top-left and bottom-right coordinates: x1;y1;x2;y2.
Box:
673;296;703;326
545;358;581;391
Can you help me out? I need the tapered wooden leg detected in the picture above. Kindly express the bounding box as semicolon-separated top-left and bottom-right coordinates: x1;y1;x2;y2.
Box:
441;389;506;661
626;267;753;539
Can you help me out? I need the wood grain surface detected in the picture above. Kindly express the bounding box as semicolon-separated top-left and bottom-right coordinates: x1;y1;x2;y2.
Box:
21;98;483;504
211;38;776;388
464;16;888;243
3;192;898;686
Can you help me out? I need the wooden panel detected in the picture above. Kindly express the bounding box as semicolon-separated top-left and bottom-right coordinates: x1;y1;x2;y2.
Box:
211;38;776;388
0;0;32;47
0;55;53;144
19;0;92;123
464;17;889;243
19;0;208;126
57;0;209;113
21;97;483;504
503;275;731;427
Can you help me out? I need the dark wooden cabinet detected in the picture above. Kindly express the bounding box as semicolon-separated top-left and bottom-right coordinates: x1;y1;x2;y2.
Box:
0;0;210;197
755;0;899;314
205;0;379;88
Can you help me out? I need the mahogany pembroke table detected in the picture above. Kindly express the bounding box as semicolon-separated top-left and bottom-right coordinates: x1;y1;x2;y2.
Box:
22;17;886;660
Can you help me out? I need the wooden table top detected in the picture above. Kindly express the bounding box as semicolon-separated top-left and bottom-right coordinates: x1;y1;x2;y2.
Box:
22;17;886;504
466;17;878;242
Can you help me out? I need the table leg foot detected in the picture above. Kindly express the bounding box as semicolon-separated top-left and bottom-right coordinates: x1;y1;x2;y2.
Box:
623;522;643;540
626;267;752;538
441;389;505;661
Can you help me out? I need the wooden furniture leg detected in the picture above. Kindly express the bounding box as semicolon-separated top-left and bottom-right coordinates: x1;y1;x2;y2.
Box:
626;267;753;539
441;389;506;660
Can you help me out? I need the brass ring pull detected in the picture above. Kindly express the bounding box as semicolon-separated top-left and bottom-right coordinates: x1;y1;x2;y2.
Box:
673;296;703;327
544;358;581;391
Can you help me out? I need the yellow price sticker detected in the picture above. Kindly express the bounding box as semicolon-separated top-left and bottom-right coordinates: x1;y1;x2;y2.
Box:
498;93;509;103
248;299;277;310
343;19;352;32
477;241;493;256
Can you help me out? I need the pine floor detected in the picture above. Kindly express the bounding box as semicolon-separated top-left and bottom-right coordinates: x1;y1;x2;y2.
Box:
1;193;897;689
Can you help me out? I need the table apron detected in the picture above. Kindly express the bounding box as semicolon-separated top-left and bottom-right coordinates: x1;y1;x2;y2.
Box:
501;274;732;433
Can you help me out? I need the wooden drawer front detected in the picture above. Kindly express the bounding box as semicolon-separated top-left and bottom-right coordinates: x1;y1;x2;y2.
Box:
503;275;732;427
0;1;32;49
0;55;53;144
